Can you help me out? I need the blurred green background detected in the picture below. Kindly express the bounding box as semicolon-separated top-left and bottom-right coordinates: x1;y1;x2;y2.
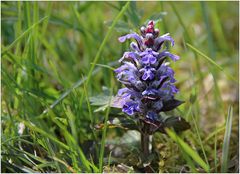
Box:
1;1;239;173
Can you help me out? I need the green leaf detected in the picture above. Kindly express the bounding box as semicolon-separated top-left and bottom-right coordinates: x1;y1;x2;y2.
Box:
161;99;185;111
221;106;233;172
165;128;210;172
90;95;112;106
89;94;114;112
90;86;123;112
162;116;190;133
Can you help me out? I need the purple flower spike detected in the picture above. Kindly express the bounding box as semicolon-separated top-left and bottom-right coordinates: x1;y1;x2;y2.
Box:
114;20;182;122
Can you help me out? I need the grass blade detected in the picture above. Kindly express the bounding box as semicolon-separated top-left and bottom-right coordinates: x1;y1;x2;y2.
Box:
204;124;225;143
165;128;210;172
214;126;218;173
221;106;233;172
90;63;115;71
186;43;237;82
191;111;209;167
1;16;48;56
200;2;216;59
99;89;112;172
40;61;118;115
17;118;70;150
85;1;130;86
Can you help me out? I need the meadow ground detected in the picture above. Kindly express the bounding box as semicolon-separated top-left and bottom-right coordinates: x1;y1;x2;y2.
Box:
1;1;239;173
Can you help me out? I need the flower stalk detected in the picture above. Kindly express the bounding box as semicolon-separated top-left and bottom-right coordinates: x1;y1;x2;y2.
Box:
141;126;150;156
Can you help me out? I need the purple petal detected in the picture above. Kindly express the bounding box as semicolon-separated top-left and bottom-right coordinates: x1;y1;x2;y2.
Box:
114;66;124;73
140;67;155;81
114;64;128;73
141;56;149;64
141;54;157;64
139;48;158;57
153;33;175;51
124;62;138;70
120;51;140;63
113;88;133;108
158;33;175;46
142;88;159;96
145;71;154;80
112;96;127;108
142;72;149;81
130;42;140;52
117;88;129;95
149;56;157;64
122;101;140;115
158;51;179;61
169;84;179;93
159;75;168;83
118;33;143;46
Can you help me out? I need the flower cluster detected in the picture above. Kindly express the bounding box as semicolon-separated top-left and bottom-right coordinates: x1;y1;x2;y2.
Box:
114;21;182;122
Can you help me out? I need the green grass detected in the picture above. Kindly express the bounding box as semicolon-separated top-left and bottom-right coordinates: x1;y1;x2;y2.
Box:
221;106;233;173
165;128;210;172
1;1;239;173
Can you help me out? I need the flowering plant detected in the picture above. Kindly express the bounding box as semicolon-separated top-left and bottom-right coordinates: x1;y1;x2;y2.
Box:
91;20;190;160
108;21;190;157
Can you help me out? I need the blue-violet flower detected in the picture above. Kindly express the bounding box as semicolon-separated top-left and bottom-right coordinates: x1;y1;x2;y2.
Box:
114;21;182;123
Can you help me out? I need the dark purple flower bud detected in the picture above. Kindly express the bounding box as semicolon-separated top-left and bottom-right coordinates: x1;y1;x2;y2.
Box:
114;21;182;123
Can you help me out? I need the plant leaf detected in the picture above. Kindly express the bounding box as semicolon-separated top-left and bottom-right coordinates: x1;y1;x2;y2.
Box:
153;116;190;133
89;94;116;112
161;99;184;111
